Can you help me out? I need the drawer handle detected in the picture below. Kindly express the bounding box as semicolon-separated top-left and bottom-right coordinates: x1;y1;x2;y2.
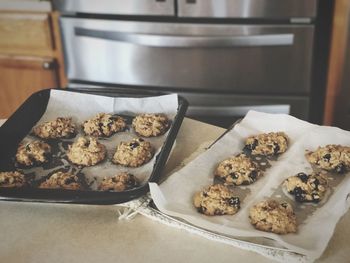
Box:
75;28;294;48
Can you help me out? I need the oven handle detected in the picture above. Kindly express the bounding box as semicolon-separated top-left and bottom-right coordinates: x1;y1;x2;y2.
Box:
75;28;294;48
187;105;291;116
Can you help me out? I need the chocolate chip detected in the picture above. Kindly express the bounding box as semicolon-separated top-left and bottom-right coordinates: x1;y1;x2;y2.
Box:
245;139;258;152
249;170;258;181
280;202;288;209
335;163;346;173
273;143;280;155
297;172;308;183
230;173;238;179
138;138;144;142
313;178;320;188
226;197;240;208
293;187;306;202
323;153;331;161
312;193;320;202
130;142;139;149
25;144;31;151
64;177;76;185
197;206;207;214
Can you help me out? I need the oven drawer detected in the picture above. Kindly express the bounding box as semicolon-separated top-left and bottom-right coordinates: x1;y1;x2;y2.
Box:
61;18;314;94
181;92;309;127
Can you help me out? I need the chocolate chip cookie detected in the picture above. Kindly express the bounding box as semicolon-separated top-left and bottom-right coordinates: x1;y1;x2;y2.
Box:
98;173;139;191
67;137;106;167
305;144;350;173
83;113;126;137
244;132;289;156
0;171;26;188
112;138;154;167
193;184;240;216
214;154;263;185
16;140;51;167
283;172;328;203
39;171;83;190
33;117;76;139
249;199;297;234
132;113;170;137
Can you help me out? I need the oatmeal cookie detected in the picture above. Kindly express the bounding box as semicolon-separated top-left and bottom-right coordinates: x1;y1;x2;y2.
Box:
67;137;106;167
193;184;240;216
132;113;170;137
214;154;263;185
283;172;328;203
249;199;297;234
98;173;139;191
33;117;76;139
305;144;350;173
16;140;51;167
244;132;289;156
39;171;83;190
83;113;126;137
112;138;154;167
0;171;26;188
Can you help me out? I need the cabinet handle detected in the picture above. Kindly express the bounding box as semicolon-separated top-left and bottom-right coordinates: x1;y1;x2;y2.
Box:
42;61;55;70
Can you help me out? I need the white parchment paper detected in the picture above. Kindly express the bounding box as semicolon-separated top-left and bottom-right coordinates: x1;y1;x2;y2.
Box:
21;90;178;189
150;111;350;260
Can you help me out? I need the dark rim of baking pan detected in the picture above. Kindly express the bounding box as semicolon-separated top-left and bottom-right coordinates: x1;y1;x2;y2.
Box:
0;88;188;205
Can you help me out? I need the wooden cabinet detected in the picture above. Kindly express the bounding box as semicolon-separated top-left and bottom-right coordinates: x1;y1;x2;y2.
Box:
0;55;58;118
0;8;66;119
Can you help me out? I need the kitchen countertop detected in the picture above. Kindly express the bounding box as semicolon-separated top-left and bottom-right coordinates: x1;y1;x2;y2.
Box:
0;118;349;263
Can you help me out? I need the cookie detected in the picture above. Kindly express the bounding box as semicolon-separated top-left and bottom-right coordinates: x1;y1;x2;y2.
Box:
305;144;350;173
112;138;154;167
283;172;328;203
33;117;76;139
0;171;26;188
249;199;297;234
98;173;139;191
83;113;126;137
16;140;51;167
214;154;263;185
39;171;83;190
193;184;240;216
244;132;289;156
132;113;170;137
67;137;106;167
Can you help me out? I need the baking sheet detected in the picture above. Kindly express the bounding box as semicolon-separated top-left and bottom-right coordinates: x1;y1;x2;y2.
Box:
18;90;178;190
149;111;350;260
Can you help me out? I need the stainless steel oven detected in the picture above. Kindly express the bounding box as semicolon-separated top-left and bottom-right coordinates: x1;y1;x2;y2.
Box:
54;0;320;127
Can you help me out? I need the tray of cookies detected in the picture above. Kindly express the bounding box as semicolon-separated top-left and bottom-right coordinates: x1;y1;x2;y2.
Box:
149;111;350;261
0;88;187;204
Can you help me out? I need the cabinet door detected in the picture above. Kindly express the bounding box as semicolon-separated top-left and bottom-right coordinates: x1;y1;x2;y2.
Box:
0;55;58;118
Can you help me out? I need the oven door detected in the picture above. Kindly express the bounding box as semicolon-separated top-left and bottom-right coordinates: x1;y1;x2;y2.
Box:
60;18;314;95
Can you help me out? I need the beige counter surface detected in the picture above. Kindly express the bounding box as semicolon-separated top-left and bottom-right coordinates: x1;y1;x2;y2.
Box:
0;118;349;263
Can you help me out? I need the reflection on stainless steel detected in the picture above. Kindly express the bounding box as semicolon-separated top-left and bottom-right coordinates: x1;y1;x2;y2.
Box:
178;0;317;19
61;18;313;93
76;28;294;48
53;0;175;16
188;105;290;116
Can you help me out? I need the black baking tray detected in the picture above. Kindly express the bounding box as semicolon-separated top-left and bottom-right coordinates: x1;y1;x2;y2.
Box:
0;88;188;204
